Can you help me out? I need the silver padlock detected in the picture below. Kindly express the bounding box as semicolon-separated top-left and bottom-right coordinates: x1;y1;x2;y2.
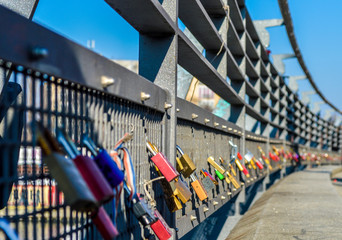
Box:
36;124;98;212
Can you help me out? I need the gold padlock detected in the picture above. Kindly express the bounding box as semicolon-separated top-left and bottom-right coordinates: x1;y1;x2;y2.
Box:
171;177;192;204
229;164;237;176
227;172;240;189
176;146;196;178
207;157;226;175
154;166;183;212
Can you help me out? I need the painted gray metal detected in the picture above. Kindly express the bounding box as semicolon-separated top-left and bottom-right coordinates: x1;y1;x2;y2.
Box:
0;0;341;239
253;19;284;48
0;0;39;19
278;0;342;115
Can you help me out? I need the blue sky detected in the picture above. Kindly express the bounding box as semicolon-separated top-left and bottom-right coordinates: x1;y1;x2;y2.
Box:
33;0;341;117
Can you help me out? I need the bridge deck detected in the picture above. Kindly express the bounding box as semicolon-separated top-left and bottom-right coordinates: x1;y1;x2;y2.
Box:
227;165;342;240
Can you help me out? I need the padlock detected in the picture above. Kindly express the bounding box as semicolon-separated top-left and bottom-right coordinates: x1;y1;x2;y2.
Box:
219;156;240;187
254;158;264;170
0;218;19;240
229;164;237;177
154;166;183;212
200;170;216;194
236;152;250;178
150;209;172;240
272;146;279;156
190;173;208;201
36;124;97;211
147;141;179;182
56;128;114;204
207;157;229;184
215;170;225;181
82;134;124;188
227;171;240;189
201;169;219;185
176;145;196;178
257;146;273;170
131;195;157;226
91;207;119;240
171;176;192;204
269;152;278;162
228;141;238;177
244;151;257;170
219;157;229;170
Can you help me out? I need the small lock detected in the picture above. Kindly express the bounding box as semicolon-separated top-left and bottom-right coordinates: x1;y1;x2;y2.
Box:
56;128;114;204
190;173;208;201
236;152;250;178
0;218;19;240
165;195;183;212
229;164;237;177
201;169;219;185
91;207;119;240
245;151;257;170
219;157;229;170
207;157;226;175
215;170;225;180
255;159;264;170
155;167;183;212
150;209;172;240
176;146;196;178
147;142;179;182
132;195;157;226
171;177;191;204
227;172;240;189
82;134;124;188
36;125;97;212
200;171;216;194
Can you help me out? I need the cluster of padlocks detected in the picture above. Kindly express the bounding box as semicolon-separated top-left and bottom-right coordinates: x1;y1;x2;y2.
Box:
0;121;318;240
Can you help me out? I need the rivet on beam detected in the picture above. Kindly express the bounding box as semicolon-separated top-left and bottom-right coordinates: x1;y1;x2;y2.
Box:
141;92;151;101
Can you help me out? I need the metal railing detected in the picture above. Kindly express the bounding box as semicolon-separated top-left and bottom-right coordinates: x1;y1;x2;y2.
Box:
0;0;341;239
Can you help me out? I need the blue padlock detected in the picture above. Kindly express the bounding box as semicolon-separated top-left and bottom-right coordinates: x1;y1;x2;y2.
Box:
82;134;124;188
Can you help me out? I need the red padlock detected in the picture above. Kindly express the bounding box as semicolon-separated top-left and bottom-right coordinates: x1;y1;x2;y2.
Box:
255;160;264;170
56;128;114;203
150;209;172;240
147;142;179;182
92;207;119;240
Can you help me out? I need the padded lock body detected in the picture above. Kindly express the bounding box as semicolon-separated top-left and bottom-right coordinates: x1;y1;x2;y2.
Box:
151;209;172;240
44;153;97;211
157;176;183;212
92;207;119;240
94;150;124;188
132;196;156;226
255;160;264;170
191;180;208;201
215;170;225;180
151;153;179;182
207;157;226;175
73;155;114;203
201;176;215;193
171;178;191;203
227;174;240;189
178;154;196;178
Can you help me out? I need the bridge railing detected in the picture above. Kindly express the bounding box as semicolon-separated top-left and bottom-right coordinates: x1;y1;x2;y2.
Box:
0;0;341;239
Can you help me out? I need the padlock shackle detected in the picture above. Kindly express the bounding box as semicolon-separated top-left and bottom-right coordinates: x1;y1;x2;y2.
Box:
56;128;80;159
176;145;184;155
146;141;158;155
36;123;62;155
82;134;99;156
